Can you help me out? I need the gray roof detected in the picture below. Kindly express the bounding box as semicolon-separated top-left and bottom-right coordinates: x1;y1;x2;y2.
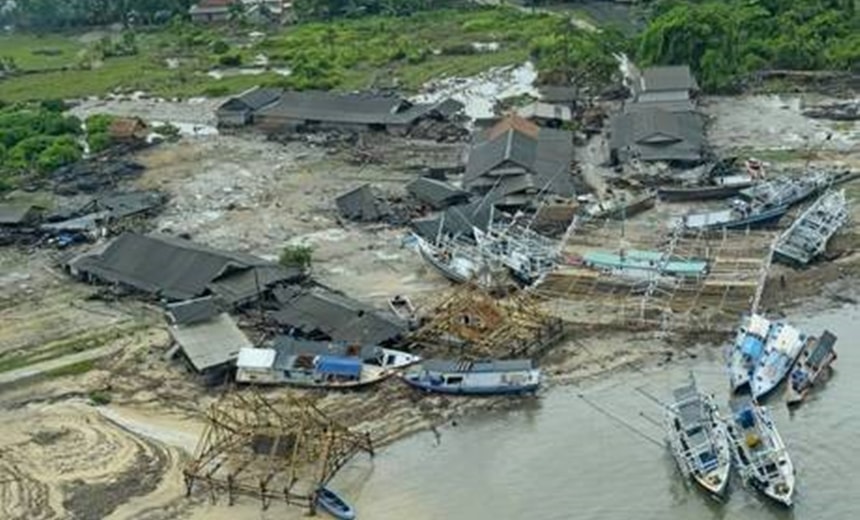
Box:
271;336;377;360
640;66;698;93
335;184;391;221
406;177;471;210
166;296;219;326
610;108;705;162
539;86;578;104
0;204;37;225
269;286;406;345
218;87;283;113
421;359;534;373
256;90;444;126
413;198;497;241
465;123;575;200
92;191;165;219
70;232;274;301
516;102;573;122
208;264;303;306
169;312;252;372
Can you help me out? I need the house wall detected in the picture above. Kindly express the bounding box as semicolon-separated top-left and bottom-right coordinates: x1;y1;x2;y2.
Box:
637;90;690;104
217;108;252;126
255;115;410;135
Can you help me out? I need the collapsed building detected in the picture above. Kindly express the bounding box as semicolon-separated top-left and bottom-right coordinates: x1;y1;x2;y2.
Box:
216;87;283;127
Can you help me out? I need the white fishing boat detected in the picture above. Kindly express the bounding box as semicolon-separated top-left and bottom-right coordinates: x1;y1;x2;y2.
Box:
235;348;392;388
402;359;541;395
664;377;732;498
414;234;494;286
726;397;795;507
728;313;772;393
751;320;809;401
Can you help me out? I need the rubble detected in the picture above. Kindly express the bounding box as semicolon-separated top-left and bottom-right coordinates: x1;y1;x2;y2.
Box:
803;100;860;121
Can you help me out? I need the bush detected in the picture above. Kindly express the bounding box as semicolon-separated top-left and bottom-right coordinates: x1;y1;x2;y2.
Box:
279;244;313;270
88;390;112;406
87;132;113;153
86;114;116;134
218;54;242;67
212;40;230;54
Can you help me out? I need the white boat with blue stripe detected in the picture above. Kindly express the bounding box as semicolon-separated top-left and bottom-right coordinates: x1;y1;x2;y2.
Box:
751;320;809;401
728;313;772;393
402;359;541;395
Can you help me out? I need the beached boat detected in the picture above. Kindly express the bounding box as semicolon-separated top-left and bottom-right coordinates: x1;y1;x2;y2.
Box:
402;359;541;395
739;172;829;209
786;330;838;406
316;486;355;520
584;191;657;220
726;397;795;507
388;294;416;322
675;200;788;232
236;348;392;388
414;234;493;286
728;313;772;393
751;321;809;401
664;377;732;498
774;189;850;267
659;174;754;203
582;249;709;279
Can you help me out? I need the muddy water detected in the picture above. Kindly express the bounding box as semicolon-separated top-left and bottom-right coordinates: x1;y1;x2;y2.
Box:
333;305;860;519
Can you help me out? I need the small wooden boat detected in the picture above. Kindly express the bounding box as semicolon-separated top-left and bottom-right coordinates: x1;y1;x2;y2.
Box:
726;397;795;507
751;321;809;401
388;294;416;322
316;486;356;520
658;174;754;202
728;313;772;393
786;330;837;406
584;191;656;220
403;359;541;395
664;376;732;498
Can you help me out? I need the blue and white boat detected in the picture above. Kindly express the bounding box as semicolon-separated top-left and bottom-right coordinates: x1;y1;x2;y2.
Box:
728;313;772;393
751;321;809;401
316;486;356;520
402;359;541;395
726;397;795;507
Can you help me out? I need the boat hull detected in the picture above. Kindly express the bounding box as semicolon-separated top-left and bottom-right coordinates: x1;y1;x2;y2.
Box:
316;487;356;520
659;183;753;203
402;375;539;395
712;205;788;231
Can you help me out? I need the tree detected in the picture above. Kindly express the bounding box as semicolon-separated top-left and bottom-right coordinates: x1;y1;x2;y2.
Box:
279;244;313;271
36;136;82;172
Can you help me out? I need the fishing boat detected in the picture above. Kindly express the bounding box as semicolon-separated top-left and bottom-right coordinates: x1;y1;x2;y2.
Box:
664;378;732;498
726;397;795;507
414;234;493;286
388;294;416;322
674;199;788;232
739;172;829;209
582;249;709;279
774;189;850;267
751;320;809;401
316;486;356;520
728;313;772;393
402;359;541;395
236;348;392;388
659;174;754;202
584;190;657;220
786;330;838;406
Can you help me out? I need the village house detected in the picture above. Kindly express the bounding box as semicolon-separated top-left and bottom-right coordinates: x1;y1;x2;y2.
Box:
190;0;290;23
464;116;576;209
108;117;148;143
631;65;699;107
515;101;574;129
216;87;283;126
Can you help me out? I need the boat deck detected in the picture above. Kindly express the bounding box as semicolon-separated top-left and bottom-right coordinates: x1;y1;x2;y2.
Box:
775;190;849;266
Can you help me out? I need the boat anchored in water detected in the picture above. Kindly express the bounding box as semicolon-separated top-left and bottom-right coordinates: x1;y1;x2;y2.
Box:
664;377;732;498
726;397;795;507
728;313;772;393
786;330;838;406
316;486;356;520
402;359;541;395
751;320;809;401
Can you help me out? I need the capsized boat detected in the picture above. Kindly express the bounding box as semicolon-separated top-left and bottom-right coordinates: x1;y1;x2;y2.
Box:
664;377;732;498
774;189;850;267
728;313;772;393
316;486;356;520
726;397;795;507
402;359;541;395
786;330;838;406
751;320;809;401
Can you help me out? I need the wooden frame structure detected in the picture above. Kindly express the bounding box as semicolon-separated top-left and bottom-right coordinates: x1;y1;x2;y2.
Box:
183;390;373;513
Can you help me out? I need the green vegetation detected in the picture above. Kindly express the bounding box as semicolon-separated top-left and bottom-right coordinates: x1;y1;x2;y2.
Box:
637;0;860;92
88;390;113;406
44;359;97;378
0;0;192;29
280;244;314;270
293;0;459;21
0;102;83;192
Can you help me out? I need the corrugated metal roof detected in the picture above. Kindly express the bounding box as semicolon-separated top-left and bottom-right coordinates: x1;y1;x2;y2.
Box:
237;347;277;369
218;87;283;113
335;184;391;221
406;177;471;209
170;313;252;371
641;66;698;93
0;204;37;225
166;296;219;325
610;108;705;162
71;232;274;301
256;91;442;126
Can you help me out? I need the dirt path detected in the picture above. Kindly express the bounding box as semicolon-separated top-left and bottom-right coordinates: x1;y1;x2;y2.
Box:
0;345;118;388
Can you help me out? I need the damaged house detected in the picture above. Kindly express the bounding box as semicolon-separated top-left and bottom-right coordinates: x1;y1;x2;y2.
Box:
216;86;283;126
335;183;391;222
67;232;303;306
405;176;471;210
611;65;706;165
464;116;575;209
269;286;407;346
254;90;462;135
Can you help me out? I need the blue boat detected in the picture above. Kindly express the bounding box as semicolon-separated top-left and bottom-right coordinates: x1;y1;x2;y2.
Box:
316;486;356;520
402;359;541;395
751;321;810;401
728;313;772;393
676;201;788;232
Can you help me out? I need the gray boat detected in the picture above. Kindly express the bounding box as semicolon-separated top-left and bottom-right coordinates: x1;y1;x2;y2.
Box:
664;377;732;498
774;189;849;267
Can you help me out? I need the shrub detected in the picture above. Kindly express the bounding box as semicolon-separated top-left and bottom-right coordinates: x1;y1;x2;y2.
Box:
88;390;112;406
218;54;242;67
279;244;313;270
212;40;230;55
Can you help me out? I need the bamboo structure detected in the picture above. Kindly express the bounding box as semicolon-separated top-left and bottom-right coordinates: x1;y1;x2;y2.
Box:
535;218;776;334
407;284;565;359
183;390;373;513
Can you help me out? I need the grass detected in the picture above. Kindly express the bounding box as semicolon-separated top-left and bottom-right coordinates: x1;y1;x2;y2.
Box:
0;7;569;101
0;33;86;71
44;359;97;378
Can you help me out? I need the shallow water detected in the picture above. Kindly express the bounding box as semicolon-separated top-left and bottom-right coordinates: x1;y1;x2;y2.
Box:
333;305;860;519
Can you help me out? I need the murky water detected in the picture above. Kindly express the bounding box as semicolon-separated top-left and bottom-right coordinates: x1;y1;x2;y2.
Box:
333;305;860;519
